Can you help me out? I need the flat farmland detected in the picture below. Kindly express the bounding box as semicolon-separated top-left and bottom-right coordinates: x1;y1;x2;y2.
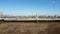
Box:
0;22;60;34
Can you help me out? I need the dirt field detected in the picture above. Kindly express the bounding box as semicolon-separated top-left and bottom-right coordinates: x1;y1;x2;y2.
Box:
0;22;60;34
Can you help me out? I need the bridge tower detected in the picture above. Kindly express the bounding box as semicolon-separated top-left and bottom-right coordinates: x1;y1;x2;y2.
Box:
36;11;38;23
0;12;3;18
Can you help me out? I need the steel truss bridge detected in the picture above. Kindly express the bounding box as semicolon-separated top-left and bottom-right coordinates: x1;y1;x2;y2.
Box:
0;12;60;22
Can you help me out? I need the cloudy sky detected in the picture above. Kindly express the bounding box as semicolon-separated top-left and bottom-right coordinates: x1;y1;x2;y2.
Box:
0;0;60;16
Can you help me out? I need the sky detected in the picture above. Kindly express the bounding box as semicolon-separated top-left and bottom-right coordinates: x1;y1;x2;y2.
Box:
0;0;60;16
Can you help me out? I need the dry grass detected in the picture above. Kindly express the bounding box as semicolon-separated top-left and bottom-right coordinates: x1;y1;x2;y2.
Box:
0;22;60;34
47;23;60;34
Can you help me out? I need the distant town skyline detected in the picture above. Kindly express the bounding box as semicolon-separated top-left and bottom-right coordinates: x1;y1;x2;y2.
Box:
0;0;60;16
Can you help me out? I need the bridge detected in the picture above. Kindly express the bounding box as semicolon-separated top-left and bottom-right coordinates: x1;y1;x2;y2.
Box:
0;17;60;22
0;12;60;22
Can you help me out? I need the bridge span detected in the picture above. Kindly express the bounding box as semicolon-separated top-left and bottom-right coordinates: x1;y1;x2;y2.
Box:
0;18;60;22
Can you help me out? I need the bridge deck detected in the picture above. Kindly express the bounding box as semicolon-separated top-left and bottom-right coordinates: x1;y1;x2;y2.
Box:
0;18;60;22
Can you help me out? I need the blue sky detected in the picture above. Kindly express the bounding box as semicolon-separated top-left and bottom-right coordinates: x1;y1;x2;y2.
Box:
0;0;60;16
